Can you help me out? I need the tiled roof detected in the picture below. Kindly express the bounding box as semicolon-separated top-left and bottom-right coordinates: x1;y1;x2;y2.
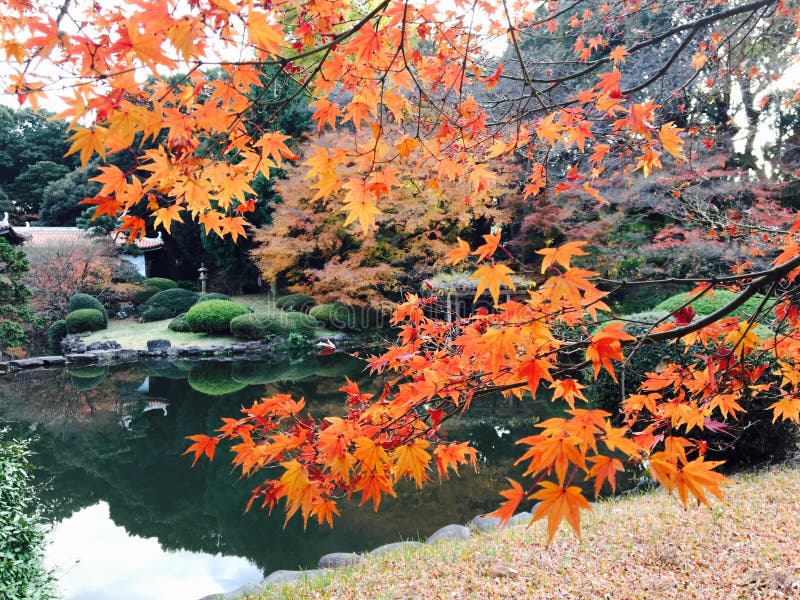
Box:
17;227;164;251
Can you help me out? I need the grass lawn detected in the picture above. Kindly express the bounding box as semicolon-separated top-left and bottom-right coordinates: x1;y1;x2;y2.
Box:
253;462;800;599
82;317;231;349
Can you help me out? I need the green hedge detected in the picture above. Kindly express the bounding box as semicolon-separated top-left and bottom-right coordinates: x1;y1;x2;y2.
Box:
46;320;67;350
168;313;191;332
140;306;174;322
653;290;766;320
275;294;316;312
139;288;200;320
308;303;360;330
195;293;231;304
68;293;108;327
185;300;249;334
133;285;161;305
65;308;106;333
230;310;318;340
143;277;178;291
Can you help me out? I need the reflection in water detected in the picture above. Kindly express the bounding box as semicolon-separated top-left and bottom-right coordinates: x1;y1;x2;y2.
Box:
0;356;620;598
45;502;261;600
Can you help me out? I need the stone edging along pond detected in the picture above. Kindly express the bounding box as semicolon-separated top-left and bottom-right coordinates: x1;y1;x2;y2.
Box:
0;331;375;374
199;512;534;600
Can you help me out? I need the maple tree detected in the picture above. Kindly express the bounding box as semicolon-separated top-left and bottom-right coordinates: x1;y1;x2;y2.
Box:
4;0;800;542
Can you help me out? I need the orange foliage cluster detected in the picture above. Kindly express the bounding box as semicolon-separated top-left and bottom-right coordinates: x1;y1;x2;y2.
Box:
251;131;513;304
5;0;800;541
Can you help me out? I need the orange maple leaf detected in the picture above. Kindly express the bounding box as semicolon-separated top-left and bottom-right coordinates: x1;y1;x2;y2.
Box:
392;439;431;487
531;481;591;544
341;178;381;233
433;442;477;479
486;478;526;524
659;122;685;159
537;241;588;274
471;263;516;304
587;455;624;496
446;237;472;266
184;434;218;467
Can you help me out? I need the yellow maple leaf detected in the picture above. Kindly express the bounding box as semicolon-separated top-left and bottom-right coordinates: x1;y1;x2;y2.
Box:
341;178;381;233
65;126;108;168
392;439;431;487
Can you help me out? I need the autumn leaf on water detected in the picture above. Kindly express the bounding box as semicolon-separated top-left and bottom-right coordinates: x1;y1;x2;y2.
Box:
471;263;516;304
531;481;591;544
184;434;219;466
537;241;588;273
486;478;526;525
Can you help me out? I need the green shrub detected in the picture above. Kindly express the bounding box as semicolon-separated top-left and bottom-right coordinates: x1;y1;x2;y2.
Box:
196;292;231;304
46;320;67;350
139;288;200;319
65;308;106;333
185;299;249;334
143;277;178;291
230;310;318;340
168;313;191;332
653;290;766;320
275;294;316;312
0;431;57;599
188;363;247;396
133;285;161;305
68;293;108;327
140;306;174;322
308;303;360;330
231;361;280;385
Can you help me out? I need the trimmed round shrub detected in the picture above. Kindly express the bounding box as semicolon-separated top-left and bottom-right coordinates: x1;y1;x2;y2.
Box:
140;306;174;322
653;290;766;320
168;313;191;332
46;319;67;349
139;288;200;319
276;294;316;312
143;277;178;291
68;293;108;327
188;363;246;396
196;292;231;304
308;303;360;331
230;310;318;340
185;299;249;334
133;285;161;305
65;308;106;333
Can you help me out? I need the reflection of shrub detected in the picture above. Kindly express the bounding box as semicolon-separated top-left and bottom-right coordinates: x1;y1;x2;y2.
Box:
69;372;107;391
67;365;109;378
133;285;160;305
143;277;178;291
168;313;190;332
186;300;249;334
65;308;106;333
308;303;359;330
314;354;365;379
187;363;247;396
231;361;279;384
230;311;318;340
275;294;316;312
139;288;200;320
46;320;67;350
195;293;231;304
654;290;765;319
68;293;108;327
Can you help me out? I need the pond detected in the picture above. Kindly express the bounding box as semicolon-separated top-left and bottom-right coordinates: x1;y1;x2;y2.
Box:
0;355;627;599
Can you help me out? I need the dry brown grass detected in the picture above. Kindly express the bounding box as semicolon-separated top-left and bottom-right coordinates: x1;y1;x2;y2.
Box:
255;463;800;599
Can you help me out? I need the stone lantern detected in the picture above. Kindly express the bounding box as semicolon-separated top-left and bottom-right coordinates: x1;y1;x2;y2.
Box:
198;263;208;294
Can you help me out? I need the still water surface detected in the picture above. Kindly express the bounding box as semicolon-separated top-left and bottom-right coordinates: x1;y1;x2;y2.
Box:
0;355;585;599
